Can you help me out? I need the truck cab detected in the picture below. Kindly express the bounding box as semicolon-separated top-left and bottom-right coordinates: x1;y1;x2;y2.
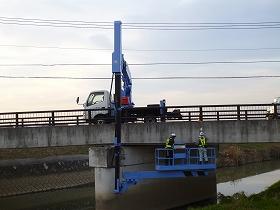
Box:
83;90;112;123
267;97;280;119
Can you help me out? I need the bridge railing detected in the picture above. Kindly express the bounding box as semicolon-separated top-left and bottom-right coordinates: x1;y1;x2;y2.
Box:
0;108;112;127
166;103;274;121
0;103;277;128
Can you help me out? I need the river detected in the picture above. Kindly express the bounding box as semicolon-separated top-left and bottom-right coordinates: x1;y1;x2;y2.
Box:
1;160;280;210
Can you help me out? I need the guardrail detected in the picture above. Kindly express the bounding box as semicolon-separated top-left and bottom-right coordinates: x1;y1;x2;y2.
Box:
0;103;278;128
166;103;279;121
0;108;113;128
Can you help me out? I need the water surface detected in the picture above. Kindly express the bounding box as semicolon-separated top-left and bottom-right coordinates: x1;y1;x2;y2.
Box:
1;160;280;210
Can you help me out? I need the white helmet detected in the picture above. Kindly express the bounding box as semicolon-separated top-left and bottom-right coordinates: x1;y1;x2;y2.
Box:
170;133;176;138
199;132;204;136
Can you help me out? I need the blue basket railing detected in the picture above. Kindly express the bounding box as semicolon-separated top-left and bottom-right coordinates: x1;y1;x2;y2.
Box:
155;147;216;171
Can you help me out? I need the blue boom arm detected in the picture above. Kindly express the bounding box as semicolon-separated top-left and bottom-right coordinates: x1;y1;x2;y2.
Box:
121;57;134;107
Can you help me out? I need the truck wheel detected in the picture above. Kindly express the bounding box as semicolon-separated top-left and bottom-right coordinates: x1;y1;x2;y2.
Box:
92;115;106;124
96;120;105;124
266;114;275;120
144;117;157;123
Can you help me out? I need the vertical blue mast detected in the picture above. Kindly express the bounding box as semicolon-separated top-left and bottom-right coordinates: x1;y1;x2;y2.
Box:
112;21;122;192
112;21;122;73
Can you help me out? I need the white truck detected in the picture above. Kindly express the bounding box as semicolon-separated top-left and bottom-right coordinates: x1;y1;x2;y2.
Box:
77;90;181;124
76;60;181;124
266;97;280;119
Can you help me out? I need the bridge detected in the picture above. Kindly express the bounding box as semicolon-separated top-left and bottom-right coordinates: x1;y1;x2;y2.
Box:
1;103;279;210
0;103;279;148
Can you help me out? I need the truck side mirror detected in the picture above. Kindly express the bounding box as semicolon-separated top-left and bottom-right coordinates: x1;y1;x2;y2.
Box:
76;97;80;104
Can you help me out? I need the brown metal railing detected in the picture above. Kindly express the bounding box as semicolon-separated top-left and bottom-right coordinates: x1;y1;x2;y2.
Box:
0;103;278;128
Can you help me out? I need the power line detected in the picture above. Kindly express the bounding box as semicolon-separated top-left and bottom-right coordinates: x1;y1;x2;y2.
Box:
0;63;111;67
129;61;280;65
1;21;280;30
134;76;280;79
124;23;280;28
126;47;280;52
0;75;279;80
2;16;280;26
0;17;112;27
124;21;280;25
1;16;280;30
1;44;280;52
0;21;113;29
123;26;280;31
3;16;280;27
0;16;112;24
0;60;280;67
0;44;111;51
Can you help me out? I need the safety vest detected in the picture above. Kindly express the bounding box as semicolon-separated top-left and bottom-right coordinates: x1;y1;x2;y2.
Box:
198;136;207;147
165;138;174;149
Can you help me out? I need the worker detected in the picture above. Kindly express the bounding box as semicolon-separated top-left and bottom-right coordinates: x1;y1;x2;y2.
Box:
165;133;176;165
198;131;208;164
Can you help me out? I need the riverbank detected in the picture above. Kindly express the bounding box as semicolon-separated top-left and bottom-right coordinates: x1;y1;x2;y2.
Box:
1;143;279;165
217;143;280;167
191;180;280;210
0;170;94;197
0;143;279;197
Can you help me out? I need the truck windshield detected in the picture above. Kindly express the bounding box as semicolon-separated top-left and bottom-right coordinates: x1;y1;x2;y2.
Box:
87;92;104;106
274;97;280;104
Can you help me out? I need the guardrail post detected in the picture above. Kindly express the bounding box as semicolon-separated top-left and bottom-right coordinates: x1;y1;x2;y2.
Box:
245;110;248;120
88;110;92;125
21;118;24;127
274;104;278;119
217;111;220;121
188;112;191;121
237;105;241;120
199;106;203;121
51;111;55;126
76;116;79;125
15;113;18;127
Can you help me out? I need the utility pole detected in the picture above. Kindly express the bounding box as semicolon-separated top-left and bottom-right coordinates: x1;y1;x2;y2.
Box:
112;21;122;192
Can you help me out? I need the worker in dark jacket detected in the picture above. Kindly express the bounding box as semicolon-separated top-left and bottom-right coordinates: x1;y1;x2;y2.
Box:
165;133;176;165
198;131;208;163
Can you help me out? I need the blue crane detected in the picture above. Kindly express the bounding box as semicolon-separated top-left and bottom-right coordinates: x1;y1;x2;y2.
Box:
111;21;216;194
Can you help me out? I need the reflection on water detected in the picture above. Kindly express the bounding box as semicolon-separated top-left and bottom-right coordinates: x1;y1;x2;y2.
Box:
216;160;280;183
0;186;95;210
217;169;280;196
217;160;280;196
0;161;280;210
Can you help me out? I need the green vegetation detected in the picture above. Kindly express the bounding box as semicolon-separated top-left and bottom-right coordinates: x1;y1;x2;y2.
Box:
1;143;280;161
191;180;280;210
0;145;90;160
218;143;280;167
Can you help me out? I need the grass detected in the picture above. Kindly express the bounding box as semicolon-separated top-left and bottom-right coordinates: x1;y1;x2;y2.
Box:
217;143;280;167
0;145;90;160
1;143;280;160
190;180;280;210
219;143;280;151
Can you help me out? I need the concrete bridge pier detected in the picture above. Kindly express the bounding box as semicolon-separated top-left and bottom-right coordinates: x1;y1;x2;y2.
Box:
89;146;217;210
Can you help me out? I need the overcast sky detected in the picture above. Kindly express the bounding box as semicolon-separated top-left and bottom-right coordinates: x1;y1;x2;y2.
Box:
0;0;279;112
